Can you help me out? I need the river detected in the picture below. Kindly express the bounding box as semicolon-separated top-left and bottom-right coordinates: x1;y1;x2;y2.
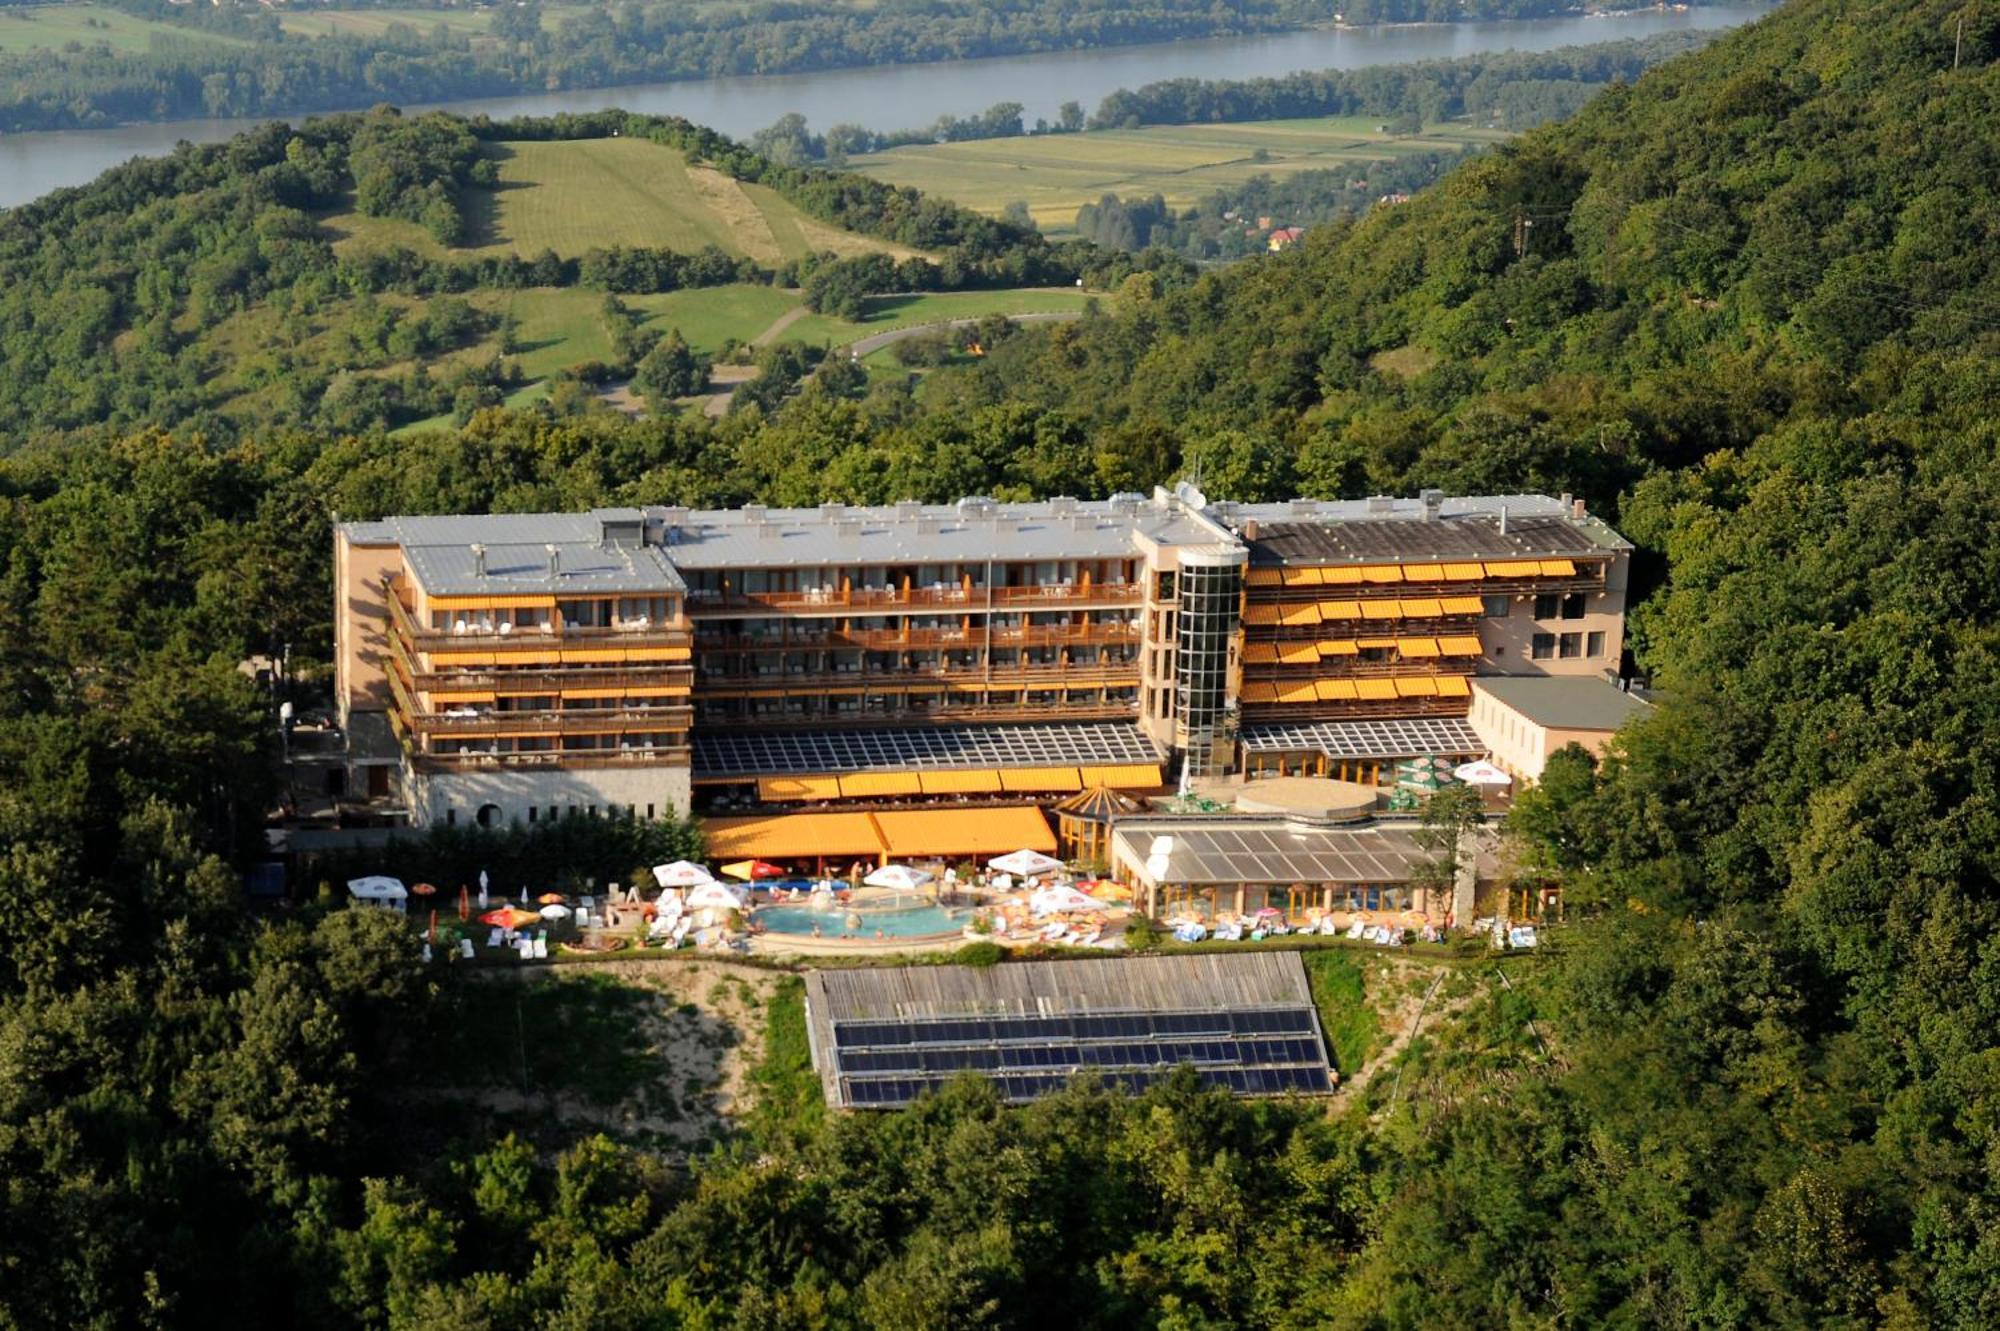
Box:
0;4;1774;210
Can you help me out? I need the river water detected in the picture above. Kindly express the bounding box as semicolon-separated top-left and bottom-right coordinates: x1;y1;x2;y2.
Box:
0;4;1773;209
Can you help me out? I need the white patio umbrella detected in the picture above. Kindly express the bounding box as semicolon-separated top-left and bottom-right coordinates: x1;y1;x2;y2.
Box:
863;863;934;891
1029;884;1101;916
347;876;408;910
684;881;748;911
652;860;717;889
988;848;1063;877
538;903;572;920
1452;760;1514;786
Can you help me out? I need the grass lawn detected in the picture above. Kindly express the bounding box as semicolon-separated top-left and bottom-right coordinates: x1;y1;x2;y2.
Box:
325;139;918;266
276;6;509;40
847;117;1509;231
490;284;801;376
1303;950;1384;1076
0;4;247;53
783;287;1092;347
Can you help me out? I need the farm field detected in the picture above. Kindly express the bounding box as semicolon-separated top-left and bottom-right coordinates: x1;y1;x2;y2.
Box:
0;4;246;54
274;6;517;40
324;138;919;265
846;118;1509;231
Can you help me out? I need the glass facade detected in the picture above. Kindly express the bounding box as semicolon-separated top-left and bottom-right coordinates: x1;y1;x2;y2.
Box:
1174;557;1243;777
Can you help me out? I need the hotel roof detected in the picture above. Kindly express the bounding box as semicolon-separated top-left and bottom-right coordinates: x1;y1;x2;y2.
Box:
1214;494;1630;566
1470;675;1652;732
1112;819;1433;887
346;512;687;597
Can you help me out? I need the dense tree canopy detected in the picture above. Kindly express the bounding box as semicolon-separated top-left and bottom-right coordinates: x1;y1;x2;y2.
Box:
2;0;2000;1326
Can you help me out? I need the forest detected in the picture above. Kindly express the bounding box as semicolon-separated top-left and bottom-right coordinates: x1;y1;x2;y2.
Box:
3;0;2000;1325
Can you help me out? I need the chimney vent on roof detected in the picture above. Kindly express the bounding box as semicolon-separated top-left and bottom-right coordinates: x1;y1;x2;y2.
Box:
1498;504;1509;535
956;495;995;516
1421;488;1445;519
1050;496;1077;515
917;516;942;536
1069;513;1093;531
820;502;846;520
1244;519;1260;541
834;517;861;539
895;499;923;518
741;503;766;523
1108;491;1145;513
1367;495;1394;515
471;544;486;578
756;522;780;541
545;544;561;578
1572;497;1587;520
1559;492;1572;510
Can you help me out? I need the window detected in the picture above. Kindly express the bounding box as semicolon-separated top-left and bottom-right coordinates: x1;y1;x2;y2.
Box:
1559;632;1583;659
1531;633;1555;660
1482;595;1510;618
445;808;457;827
1586;631;1606;658
528;807;537;823
1561;592;1586;620
1533;593;1559;620
1155;571;1176;601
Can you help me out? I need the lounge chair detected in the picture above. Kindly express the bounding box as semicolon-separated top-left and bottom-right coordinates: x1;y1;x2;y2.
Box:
1213;921;1243;942
420;943;432;963
486;927;504;948
459;938;475;960
532;935;548;959
1346;920;1368;940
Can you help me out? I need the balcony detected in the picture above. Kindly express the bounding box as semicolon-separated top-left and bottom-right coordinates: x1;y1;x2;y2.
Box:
412;706;694;739
413;744;692;773
693;662;1142;692
693;621;1141;652
387;592;692;655
407;666;695;695
684;580;1143;616
693;698;1141;729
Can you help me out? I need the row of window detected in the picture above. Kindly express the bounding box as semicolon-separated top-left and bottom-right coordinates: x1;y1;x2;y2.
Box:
1530;631;1606;660
443;801;670;828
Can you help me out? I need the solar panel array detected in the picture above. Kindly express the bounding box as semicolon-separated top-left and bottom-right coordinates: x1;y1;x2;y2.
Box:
829;1006;1333;1108
1119;822;1424;887
694;722;1164;778
1239;717;1484;759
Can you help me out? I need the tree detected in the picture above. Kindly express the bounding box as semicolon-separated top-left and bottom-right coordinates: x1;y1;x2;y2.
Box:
633;329;707;409
1414;781;1484;902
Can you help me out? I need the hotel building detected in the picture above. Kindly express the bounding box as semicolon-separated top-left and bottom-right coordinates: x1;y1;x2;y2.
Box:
334;487;1629;830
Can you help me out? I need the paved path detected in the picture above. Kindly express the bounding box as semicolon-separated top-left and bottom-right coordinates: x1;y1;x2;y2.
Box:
845;309;1081;358
748;304;810;348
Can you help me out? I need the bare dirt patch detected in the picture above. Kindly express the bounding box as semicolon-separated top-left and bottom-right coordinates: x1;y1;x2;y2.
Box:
684;166;785;265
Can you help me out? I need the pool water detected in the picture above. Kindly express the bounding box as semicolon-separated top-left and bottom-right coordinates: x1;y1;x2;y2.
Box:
756;902;967;939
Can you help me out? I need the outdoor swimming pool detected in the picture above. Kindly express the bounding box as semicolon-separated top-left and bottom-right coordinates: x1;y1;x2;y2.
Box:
755;901;968;939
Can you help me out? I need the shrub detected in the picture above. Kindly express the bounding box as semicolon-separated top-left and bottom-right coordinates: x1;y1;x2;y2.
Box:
954;941;1005;968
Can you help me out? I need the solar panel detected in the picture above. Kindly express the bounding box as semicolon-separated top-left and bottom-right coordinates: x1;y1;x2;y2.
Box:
827;1002;1333;1108
693;722;1163;778
1239;717;1483;759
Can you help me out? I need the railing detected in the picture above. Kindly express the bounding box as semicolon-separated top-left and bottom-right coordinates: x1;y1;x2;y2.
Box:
1236;696;1472;722
414;745;692;772
684;582;1142;614
407;666;695;694
1244;566;1608;604
387;592;692;654
692;622;1141;652
694;663;1141;691
693;699;1141;728
1240;660;1475;680
412;706;693;738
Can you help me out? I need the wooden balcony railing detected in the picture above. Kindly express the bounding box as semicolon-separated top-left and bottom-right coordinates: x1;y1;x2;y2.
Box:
684;582;1142;615
693;621;1141;652
387;592;692;654
411;707;693;738
407;666;695;694
694;663;1141;692
1237;696;1471;722
413;745;692;772
1244;567;1607;604
693;699;1140;729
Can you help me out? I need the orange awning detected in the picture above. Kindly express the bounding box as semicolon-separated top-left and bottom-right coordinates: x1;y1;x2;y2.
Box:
1242;643;1280;664
1400;563;1444;581
1483;560;1541;577
1276;682;1319;704
1315;679;1359;701
1354;679;1398;700
1441;596;1486;615
1317;640;1360;656
1360;601;1402;621
918;769;1003;794
1278;604;1322;627
1399;597;1443;618
873;805;1056;857
1395;677;1439;697
1356;638;1400;650
1244;568;1283;587
1360;565;1404;584
1242;604;1281;626
1078;764;1163;789
1438;635;1484;656
758;775;841;802
1278;643;1319;665
1320;566;1364;585
428;691;496;705
705;812;886;860
838;772;922;798
1397;638;1441;658
1442;563;1485;581
1435;675;1471;697
1240;682;1280;703
1280;567;1324;587
1540;558;1578;577
1319;600;1363;620
999;767;1083;793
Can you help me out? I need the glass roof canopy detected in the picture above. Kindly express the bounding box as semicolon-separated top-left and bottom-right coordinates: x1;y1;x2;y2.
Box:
694;722;1164;779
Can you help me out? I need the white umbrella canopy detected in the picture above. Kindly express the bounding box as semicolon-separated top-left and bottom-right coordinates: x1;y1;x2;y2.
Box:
652;860;717;889
538;903;572;920
988;849;1063;877
1029;884;1100;916
863;864;934;891
685;881;748;911
347;875;408;903
1452;760;1514;786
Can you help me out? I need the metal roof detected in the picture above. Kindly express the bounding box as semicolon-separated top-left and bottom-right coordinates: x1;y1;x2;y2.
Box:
804;954;1334;1108
692;722;1163;778
660;497;1225;570
1240;513;1607;566
1239;717;1484;759
1112;820;1430;887
1470;675;1651;731
364;511;687;596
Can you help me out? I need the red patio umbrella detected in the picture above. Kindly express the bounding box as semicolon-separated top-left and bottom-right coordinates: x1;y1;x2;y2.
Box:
536;893;566;905
457;886;470;920
480;906;539;930
409;882;438;898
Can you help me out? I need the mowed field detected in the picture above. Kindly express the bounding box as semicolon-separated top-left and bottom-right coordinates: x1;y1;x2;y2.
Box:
0;4;247;53
325;138;921;266
847;118;1510;231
